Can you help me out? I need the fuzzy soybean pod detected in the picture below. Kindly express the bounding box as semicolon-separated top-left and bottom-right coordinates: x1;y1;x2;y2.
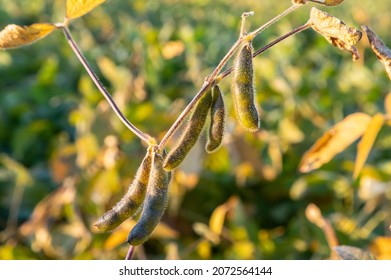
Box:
127;149;171;246
206;85;225;153
163;90;213;170
232;40;260;132
95;148;153;232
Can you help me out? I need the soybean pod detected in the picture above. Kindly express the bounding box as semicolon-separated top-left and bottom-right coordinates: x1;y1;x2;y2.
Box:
206;85;225;153
95;148;153;232
232;40;260;132
163;89;213;171
127;148;171;246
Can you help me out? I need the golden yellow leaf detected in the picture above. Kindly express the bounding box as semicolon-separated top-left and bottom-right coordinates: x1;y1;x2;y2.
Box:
0;23;56;49
299;113;371;173
309;7;362;61
305;203;324;228
385;92;391;116
362;25;391;80
353;113;384;179
162;41;185;60
66;0;106;20
370;237;391;260
209;204;228;236
196;239;211;260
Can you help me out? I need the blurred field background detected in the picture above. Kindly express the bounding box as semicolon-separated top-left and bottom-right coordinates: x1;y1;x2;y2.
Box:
0;0;390;260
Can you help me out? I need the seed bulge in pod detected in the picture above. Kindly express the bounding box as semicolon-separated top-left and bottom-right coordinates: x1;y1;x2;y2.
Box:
163;90;212;170
232;40;260;132
206;85;225;153
127;148;171;246
95;148;153;232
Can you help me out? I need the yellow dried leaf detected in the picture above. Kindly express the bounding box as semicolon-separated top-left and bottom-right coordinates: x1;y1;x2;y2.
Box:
362;25;391;80
103;220;178;250
209;204;228;236
353;113;384;179
103;220;136;250
370;237;391;260
305;203;324;228
359;177;389;201
66;0;106;19
162;41;185;60
0;23;56;49
309;7;362;61
299;113;371;173
385;93;391;116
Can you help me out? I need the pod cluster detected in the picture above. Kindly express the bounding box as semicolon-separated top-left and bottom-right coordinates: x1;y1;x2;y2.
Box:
163;84;227;171
95;30;261;247
95;146;172;246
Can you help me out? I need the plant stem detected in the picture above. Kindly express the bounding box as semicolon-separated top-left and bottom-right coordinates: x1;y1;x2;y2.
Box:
159;80;210;149
125;245;135;260
159;4;303;149
250;3;301;38
219;23;311;79
61;26;156;146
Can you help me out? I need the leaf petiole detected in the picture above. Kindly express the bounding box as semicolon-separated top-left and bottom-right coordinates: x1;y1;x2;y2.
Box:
60;26;156;146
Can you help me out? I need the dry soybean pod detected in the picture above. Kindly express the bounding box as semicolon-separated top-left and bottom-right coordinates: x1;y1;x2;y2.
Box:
163;89;212;170
232;39;260;132
206;85;225;153
95;147;153;232
127;148;171;246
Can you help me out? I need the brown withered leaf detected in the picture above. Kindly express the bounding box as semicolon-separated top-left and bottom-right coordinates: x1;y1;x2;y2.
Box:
292;0;307;4
309;0;345;6
334;245;376;260
0;23;57;49
362;25;391;80
299;113;371;173
66;0;106;20
353;113;384;179
294;0;344;5
309;7;362;61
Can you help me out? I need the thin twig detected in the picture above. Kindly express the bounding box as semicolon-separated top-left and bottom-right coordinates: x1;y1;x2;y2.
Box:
250;3;301;38
220;23;311;79
60;26;156;146
125;245;135;260
240;11;254;36
159;4;303;149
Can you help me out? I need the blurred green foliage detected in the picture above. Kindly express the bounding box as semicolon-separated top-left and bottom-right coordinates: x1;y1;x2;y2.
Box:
0;0;390;260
